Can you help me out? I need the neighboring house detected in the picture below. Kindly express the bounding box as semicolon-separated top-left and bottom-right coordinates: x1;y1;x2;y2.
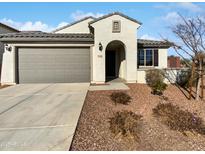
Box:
0;12;171;85
168;56;181;68
0;23;19;81
165;56;190;84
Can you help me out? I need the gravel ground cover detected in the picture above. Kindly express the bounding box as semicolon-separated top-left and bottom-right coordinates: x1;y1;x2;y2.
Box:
70;84;205;151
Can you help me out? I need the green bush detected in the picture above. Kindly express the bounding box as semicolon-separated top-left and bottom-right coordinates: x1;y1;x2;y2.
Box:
151;80;167;95
110;92;131;105
153;103;205;135
109;111;143;140
146;69;167;95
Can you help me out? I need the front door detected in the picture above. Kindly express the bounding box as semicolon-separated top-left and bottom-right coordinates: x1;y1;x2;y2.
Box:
106;50;116;78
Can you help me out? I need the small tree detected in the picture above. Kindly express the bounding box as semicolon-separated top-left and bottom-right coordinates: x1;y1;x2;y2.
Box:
164;14;205;100
146;69;167;95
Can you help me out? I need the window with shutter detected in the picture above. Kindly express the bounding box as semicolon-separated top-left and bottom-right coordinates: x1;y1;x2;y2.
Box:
138;49;145;66
154;49;158;66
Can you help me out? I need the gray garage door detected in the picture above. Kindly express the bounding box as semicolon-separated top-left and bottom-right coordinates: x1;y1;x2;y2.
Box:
17;47;90;83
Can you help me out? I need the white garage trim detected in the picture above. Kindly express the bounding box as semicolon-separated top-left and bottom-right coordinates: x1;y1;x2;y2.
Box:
1;44;93;84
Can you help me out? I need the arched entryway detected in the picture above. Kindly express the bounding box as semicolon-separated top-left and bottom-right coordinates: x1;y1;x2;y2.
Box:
105;40;126;82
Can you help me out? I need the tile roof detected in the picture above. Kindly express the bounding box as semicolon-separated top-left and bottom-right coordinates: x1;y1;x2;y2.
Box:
0;23;19;32
0;31;171;48
89;12;142;25
0;31;94;42
137;39;172;48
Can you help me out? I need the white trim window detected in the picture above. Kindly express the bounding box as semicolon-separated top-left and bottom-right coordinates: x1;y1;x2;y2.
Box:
137;49;158;67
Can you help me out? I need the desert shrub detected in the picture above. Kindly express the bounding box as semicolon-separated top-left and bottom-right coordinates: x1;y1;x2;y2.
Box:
146;69;167;95
176;69;198;88
151;80;167;95
109;111;143;140
153;103;205;135
146;69;165;85
110;92;131;105
176;69;191;88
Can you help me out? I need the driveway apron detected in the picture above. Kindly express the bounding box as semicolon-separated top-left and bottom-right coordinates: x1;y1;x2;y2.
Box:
0;83;89;150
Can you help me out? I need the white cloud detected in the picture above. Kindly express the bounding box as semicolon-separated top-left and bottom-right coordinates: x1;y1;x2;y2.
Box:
154;2;203;13
161;11;205;24
20;21;53;31
178;2;203;12
0;18;21;29
140;34;159;40
71;10;104;21
0;18;56;32
162;12;181;23
0;18;70;32
56;22;69;29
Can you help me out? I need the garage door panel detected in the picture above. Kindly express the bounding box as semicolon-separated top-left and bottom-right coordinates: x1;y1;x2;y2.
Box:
54;70;65;82
19;70;56;83
18;48;90;83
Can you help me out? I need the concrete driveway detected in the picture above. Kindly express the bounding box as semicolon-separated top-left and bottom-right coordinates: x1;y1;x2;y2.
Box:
0;83;89;151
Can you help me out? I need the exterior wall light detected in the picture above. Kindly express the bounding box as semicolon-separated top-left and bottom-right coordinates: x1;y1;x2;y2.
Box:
5;44;12;52
99;42;103;51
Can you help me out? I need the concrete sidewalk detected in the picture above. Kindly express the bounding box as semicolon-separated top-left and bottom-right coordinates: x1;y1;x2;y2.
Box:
0;83;89;151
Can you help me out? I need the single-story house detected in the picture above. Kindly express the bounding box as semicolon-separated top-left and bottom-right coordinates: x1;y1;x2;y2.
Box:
0;23;19;81
0;12;171;85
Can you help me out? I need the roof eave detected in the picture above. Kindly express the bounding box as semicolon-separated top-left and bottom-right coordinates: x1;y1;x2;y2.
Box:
89;12;142;25
0;38;94;43
138;45;171;48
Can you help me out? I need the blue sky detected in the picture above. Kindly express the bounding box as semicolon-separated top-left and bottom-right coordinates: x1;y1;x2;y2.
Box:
0;2;205;55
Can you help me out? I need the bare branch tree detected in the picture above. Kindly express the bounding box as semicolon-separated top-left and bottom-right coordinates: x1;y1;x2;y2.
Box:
164;14;205;100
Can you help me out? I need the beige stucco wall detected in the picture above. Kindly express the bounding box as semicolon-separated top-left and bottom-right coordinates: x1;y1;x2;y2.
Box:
1;45;16;84
90;15;140;83
158;48;167;68
136;69;146;83
0;25;18;81
1;43;93;85
136;68;187;84
54;18;94;34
